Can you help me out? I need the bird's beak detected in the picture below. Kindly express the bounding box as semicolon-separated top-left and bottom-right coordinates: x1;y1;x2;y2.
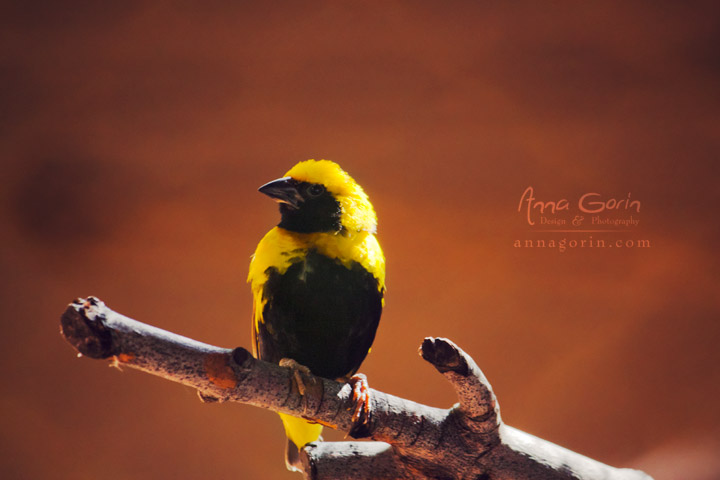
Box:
258;177;304;209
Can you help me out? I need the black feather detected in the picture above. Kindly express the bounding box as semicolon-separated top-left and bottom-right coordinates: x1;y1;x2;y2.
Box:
257;249;383;380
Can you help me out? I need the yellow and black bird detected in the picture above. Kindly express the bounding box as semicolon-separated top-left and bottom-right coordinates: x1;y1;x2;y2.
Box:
248;159;385;470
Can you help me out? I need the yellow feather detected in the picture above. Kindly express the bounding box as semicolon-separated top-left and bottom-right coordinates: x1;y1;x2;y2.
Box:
279;413;324;451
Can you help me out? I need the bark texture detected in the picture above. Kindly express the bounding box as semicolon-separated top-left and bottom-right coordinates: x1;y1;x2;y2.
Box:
60;297;653;480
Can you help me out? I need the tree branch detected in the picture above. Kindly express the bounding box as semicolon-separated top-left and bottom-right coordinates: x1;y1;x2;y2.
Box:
60;297;653;480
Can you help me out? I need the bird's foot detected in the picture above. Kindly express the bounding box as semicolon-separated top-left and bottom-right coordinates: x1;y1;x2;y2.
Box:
279;358;315;396
280;358;323;417
347;373;372;436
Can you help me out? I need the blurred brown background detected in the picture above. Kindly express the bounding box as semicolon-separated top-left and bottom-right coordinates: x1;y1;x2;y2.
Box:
1;1;719;479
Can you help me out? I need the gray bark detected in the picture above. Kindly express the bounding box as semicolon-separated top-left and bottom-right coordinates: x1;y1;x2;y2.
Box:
59;297;652;480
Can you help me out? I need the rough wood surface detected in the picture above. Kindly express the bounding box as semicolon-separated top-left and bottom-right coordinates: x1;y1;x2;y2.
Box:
60;297;653;480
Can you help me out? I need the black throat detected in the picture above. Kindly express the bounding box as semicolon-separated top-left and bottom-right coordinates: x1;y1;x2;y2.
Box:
278;185;342;233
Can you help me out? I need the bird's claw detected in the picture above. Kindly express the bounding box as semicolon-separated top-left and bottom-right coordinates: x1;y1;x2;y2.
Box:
348;373;372;436
280;358;314;396
280;358;324;416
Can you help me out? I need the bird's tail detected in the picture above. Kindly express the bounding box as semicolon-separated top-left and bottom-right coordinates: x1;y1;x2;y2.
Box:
279;413;324;471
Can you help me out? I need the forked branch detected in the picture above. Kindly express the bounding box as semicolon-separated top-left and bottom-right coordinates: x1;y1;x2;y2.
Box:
60;297;652;480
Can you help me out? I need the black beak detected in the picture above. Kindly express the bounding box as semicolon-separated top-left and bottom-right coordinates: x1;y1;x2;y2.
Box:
258;177;304;209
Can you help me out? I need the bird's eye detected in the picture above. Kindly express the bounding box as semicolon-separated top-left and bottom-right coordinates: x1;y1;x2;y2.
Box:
307;184;326;197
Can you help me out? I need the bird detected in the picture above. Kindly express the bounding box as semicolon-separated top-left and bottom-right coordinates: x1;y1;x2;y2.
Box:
248;159;385;471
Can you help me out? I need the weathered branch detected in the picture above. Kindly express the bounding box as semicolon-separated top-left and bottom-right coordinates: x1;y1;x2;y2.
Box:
60;297;653;480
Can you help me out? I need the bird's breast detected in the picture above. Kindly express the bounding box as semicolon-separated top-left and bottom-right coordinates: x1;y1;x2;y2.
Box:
255;248;383;379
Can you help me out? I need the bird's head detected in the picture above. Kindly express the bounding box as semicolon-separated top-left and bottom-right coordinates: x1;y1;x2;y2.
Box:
259;160;377;234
